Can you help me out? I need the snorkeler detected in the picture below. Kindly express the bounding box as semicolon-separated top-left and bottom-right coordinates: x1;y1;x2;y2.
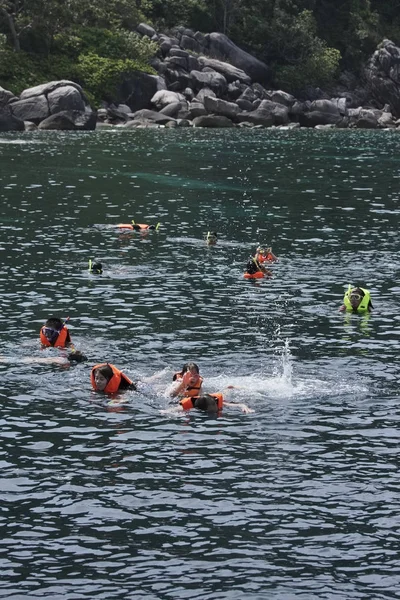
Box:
39;317;87;362
91;363;137;393
205;231;218;245
339;286;373;313
88;259;103;274
117;220;161;231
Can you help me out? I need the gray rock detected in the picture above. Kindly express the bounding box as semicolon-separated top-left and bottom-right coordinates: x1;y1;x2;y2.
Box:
48;85;85;113
180;35;202;53
137;23;157;38
38;109;97;130
10;95;50;124
236;98;254;112
118;73;165;112
365;39;400;116
131;109;176;125
236;108;274;127
193;114;234;127
151;89;185;109
165;55;188;70
268;90;296;107
20;80;84;100
187;101;207;118
299;111;342;127
354;109;379;129
169;47;190;58
159;102;183;117
195;88;216;103
0;109;25;131
257;99;289;124
203;96;240;119
205;32;270;83
190;70;227;95
0;86;18;108
198;57;251;84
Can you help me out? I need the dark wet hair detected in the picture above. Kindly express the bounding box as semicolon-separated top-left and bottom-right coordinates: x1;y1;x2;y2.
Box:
185;362;199;374
194;395;218;413
90;261;103;274
45;317;63;330
351;287;364;296
94;364;113;381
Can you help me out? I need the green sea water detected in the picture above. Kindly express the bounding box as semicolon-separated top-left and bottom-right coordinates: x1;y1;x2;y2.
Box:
0;127;399;600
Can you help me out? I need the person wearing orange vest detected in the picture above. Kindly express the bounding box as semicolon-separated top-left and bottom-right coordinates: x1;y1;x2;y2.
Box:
164;393;254;414
255;246;278;264
170;362;203;398
91;363;137;393
117;220;160;231
244;256;272;279
39;317;87;362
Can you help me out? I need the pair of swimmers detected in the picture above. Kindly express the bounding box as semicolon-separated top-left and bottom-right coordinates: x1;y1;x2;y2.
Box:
244;245;278;279
92;360;253;413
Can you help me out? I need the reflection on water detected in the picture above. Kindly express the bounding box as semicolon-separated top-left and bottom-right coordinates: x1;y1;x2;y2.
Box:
1;128;400;599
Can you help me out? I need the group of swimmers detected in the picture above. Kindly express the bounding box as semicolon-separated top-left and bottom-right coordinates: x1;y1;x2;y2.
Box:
39;221;372;414
39;318;254;413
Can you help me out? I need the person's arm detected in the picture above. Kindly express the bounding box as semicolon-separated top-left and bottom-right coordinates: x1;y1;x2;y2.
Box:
338;304;346;312
224;402;254;413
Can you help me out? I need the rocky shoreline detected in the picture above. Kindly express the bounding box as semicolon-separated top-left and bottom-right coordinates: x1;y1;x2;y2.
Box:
1;24;400;132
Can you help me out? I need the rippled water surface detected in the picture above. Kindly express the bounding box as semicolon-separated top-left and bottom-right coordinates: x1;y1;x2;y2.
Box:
1;128;400;600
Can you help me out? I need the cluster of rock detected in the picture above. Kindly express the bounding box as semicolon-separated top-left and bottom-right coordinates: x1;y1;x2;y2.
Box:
1;29;400;132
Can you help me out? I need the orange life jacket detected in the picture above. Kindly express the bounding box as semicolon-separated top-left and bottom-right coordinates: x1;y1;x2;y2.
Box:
117;223;134;230
180;393;224;411
40;326;69;347
244;271;264;279
91;363;133;394
256;252;276;263
117;223;149;230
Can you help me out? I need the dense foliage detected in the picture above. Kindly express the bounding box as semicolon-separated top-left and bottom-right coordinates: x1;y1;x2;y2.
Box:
0;0;399;101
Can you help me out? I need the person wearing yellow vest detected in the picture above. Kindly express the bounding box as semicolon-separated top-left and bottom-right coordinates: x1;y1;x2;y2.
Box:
91;363;137;393
339;286;373;313
39;317;87;362
170;362;203;398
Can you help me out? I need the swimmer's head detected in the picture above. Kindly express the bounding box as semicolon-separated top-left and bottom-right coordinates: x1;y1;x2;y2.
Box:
206;231;218;245
194;395;218;413
89;259;103;274
92;364;113;391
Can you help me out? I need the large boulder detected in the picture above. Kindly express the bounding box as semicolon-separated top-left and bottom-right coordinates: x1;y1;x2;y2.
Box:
38;109;97;130
0;86;18;108
130;109;176;125
0;109;25;131
365;39;400;116
151;89;185;109
203;96;240;119
117;73;166;112
190;70;227;95
236;108;274;127
9;80;92;125
192;114;234;127
205;32;270;84
198;57;251;85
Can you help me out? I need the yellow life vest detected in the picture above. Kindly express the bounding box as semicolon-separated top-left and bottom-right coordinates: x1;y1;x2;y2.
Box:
343;286;371;313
